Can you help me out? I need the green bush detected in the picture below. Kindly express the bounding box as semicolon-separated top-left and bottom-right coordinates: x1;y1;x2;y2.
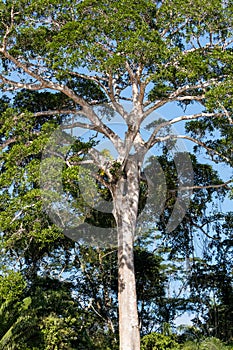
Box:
182;337;233;350
141;334;233;350
200;337;233;350
141;332;181;350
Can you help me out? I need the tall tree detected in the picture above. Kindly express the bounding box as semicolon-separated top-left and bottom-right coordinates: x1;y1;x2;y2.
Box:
0;1;233;349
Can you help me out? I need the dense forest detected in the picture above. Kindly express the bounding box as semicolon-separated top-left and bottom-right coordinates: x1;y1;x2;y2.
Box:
0;0;233;349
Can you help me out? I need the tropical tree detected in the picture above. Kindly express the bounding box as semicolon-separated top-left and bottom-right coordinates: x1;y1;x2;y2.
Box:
0;271;102;350
0;1;233;349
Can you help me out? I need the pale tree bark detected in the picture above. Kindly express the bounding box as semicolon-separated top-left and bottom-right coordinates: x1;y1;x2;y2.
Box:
112;156;142;350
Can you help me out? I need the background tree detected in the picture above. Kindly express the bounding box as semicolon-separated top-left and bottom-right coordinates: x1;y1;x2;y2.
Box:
142;153;233;334
0;1;233;349
0;271;105;350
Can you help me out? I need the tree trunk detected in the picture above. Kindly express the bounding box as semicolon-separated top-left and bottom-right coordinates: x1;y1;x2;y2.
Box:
112;157;141;350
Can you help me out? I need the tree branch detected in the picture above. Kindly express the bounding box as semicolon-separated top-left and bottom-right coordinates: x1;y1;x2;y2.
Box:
154;134;231;164
176;135;232;163
0;137;17;151
0;74;46;91
106;72;127;117
145;112;222;150
33;110;103;132
68;70;110;98
170;180;232;192
0;46;126;152
125;61;139;106
217;101;233;125
143;77;225;118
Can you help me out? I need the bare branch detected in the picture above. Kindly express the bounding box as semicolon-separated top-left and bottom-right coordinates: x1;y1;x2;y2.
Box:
68;70;108;83
33;110;83;118
117;96;133;102
33;108;125;140
65;159;94;167
145;112;222;150
138;81;146;105
0;58;94;113
68;70;110;98
217;101;233;125
0;129;40;151
11;204;36;223
0;46;125;151
136;63;143;84
191;220;221;240
176;95;205;102
160;18;191;38
107;72;127;117
33;110;102;132
125;61;139;106
143;77;225;118
154;134;231;164
1;5;20;50
0;74;46;91
176;135;232;163
0;137;17;151
222;38;233;50
170;180;232;192
61;121;101;132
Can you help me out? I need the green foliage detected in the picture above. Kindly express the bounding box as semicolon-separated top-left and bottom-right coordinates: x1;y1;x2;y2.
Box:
141;334;233;350
141;332;180;350
0;275;100;350
0;0;232;109
0;270;26;302
181;337;233;350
